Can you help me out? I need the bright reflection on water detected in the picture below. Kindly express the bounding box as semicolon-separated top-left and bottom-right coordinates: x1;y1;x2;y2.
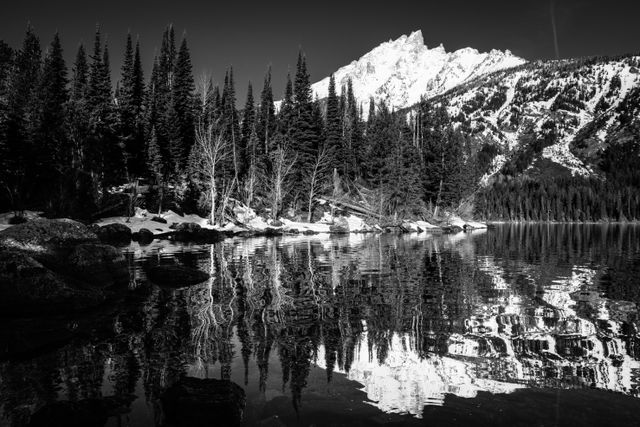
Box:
1;224;640;426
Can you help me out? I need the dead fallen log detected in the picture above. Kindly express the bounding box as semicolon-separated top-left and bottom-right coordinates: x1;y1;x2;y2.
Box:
319;197;381;218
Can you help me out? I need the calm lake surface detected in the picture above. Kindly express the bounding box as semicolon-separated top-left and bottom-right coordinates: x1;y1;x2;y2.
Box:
2;224;640;426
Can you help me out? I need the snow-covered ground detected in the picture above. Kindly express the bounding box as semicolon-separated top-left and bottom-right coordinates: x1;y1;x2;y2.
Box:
95;208;216;235
0;207;488;237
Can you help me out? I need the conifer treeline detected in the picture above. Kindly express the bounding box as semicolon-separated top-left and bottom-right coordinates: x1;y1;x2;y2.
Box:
2;25;636;222
475;119;640;222
0;24;476;221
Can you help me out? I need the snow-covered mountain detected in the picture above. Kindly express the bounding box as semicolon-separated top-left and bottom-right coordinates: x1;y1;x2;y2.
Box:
426;55;640;181
311;30;526;112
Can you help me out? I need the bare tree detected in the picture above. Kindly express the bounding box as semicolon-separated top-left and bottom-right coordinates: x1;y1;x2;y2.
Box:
191;122;229;225
241;126;260;208
266;146;297;221
306;145;331;222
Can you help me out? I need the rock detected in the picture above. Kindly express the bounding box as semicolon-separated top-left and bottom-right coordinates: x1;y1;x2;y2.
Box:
28;396;134;427
161;377;246;427
0;249;105;316
302;230;318;235
0;218;97;255
261;227;283;236
329;217;350;234
151;216;167;224
270;219;284;227
136;228;155;244
195;228;224;243
67;244;129;288
8;215;28;225
147;265;210;287
172;223;223;243
173;222;201;241
95;223;132;243
401;221;422;233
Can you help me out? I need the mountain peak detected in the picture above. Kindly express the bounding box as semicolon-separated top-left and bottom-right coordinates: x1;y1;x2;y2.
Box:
406;30;424;46
311;30;526;113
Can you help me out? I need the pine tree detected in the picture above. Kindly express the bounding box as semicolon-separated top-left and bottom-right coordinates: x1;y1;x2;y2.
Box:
256;66;275;155
325;74;341;164
119;33;139;177
363;101;392;187
87;27;123;193
115;35;146;178
241;82;255;152
385;113;422;216
0;41;14;201
34;32;69;210
169;36;195;173
221;67;241;181
3;24;42;211
146;25;176;177
341;78;362;180
277;72;295;137
67;43;95;215
290;51;320;209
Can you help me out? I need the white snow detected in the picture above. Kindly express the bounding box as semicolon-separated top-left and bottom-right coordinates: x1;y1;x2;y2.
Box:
96;208;216;235
302;30;525;114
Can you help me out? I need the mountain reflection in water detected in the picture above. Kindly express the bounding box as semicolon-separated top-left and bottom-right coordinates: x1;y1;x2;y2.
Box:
1;224;640;426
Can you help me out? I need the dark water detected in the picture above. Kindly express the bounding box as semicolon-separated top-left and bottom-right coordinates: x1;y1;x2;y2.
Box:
2;224;640;426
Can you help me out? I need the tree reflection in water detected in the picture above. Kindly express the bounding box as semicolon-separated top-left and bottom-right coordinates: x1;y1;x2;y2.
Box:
1;225;640;426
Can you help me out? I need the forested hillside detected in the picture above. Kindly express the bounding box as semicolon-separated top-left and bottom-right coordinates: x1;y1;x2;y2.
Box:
423;56;640;221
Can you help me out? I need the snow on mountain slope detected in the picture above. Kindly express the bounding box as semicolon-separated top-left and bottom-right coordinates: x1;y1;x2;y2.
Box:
428;55;640;181
310;30;525;112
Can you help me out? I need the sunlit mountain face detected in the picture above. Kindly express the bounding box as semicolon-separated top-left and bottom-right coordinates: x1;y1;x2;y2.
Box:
1;225;640;426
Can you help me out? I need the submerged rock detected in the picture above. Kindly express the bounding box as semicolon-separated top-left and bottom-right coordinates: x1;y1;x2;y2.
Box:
0;218;97;255
95;223;132;243
28;395;134;427
0;249;105;316
147;265;210;287
67;243;129;287
161;377;246;427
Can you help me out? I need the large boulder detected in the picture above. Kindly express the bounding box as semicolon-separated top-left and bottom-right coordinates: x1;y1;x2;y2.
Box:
0;249;105;316
172;223;224;243
67;243;129;287
94;223;132;243
0;218;97;256
147;265;210;287
161;377;246;427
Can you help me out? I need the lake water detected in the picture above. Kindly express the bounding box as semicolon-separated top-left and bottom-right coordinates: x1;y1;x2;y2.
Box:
2;224;640;426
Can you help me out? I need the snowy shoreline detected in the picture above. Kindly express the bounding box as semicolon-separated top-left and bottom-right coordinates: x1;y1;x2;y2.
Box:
93;207;488;239
0;208;489;241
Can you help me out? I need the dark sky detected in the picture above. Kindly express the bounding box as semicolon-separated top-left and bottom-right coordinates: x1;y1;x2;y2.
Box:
1;0;639;103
